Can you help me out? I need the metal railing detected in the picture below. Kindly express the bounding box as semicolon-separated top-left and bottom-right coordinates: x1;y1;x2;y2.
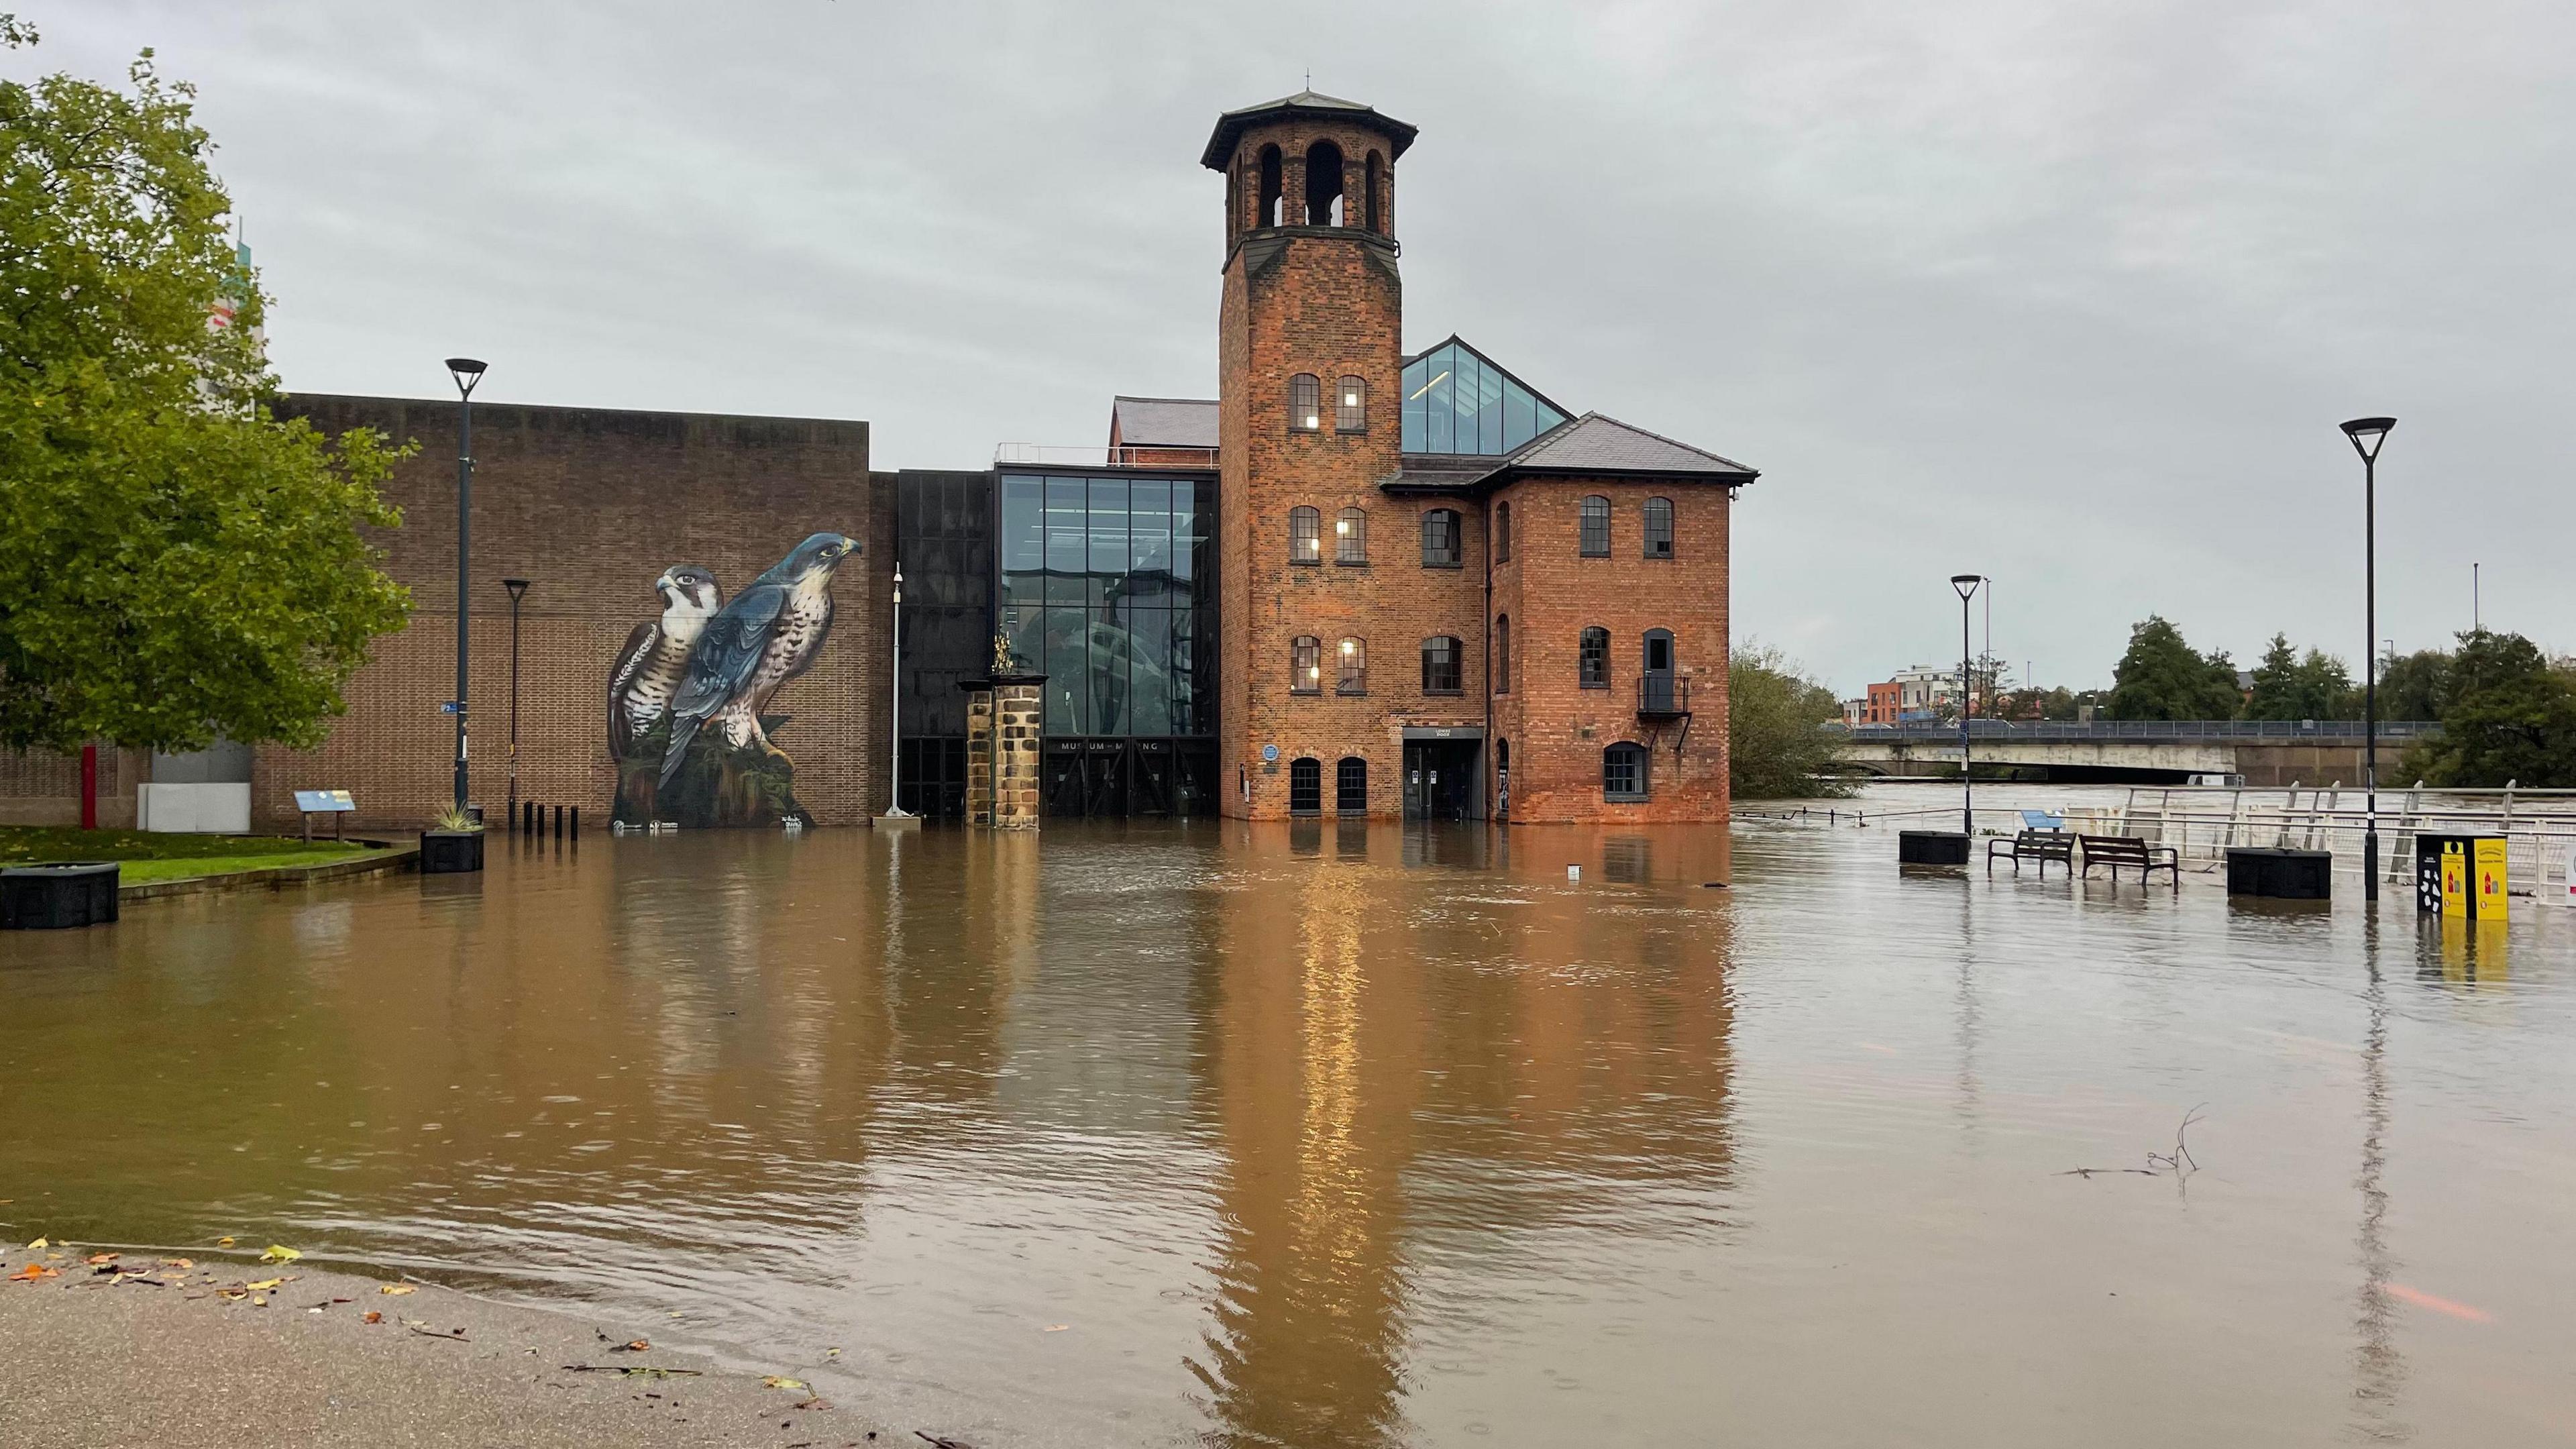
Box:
2073;784;2576;890
1832;719;2441;744
1640;675;1689;716
994;443;1220;469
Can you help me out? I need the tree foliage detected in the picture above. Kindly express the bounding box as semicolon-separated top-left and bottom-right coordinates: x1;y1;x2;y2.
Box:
2104;616;2241;721
1729;644;1854;798
2400;631;2576;788
0;19;409;753
2243;633;2355;720
2375;647;2451;722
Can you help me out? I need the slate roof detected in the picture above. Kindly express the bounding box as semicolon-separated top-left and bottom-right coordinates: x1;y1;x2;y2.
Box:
1110;396;1219;449
1381;413;1759;494
1201;91;1419;170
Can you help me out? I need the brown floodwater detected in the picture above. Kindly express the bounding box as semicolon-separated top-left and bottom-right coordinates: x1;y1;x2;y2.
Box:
5;787;2575;1446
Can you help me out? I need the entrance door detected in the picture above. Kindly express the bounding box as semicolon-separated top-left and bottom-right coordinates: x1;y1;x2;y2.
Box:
1642;628;1676;714
1401;740;1480;821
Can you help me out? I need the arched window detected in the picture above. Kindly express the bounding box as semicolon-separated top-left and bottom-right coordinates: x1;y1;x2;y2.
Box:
1291;635;1322;694
1305;140;1344;225
1289;757;1322;815
1288;505;1321;564
1257;145;1283;229
1336;376;1367;433
1579;626;1609;688
1644;496;1674;559
1495;614;1511;694
1289;374;1322;433
1580;494;1611;557
1336;756;1368;814
1364;150;1384;232
1335;506;1367;564
1494;500;1511;562
1421;635;1462;694
1603;742;1649;802
1336;637;1366;694
1420;508;1461;568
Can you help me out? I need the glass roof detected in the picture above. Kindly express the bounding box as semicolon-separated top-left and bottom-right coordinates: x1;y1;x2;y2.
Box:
1400;339;1568;455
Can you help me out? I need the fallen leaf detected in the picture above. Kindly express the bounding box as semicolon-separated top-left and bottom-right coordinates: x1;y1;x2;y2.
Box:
9;1263;58;1283
1043;1324;1069;1332
608;1338;650;1352
378;1283;417;1296
25;1238;46;1250
246;1277;286;1291
793;1397;832;1411
363;1311;382;1324
258;1245;302;1264
824;1347;841;1359
86;1252;119;1265
215;1236;235;1248
249;1295;268;1307
762;1376;806;1391
162;1258;193;1270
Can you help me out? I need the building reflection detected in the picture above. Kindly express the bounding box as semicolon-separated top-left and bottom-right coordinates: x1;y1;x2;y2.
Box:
1187;823;1736;1446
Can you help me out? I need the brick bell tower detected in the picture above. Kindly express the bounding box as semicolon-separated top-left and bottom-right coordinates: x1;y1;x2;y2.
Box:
1205;92;1417;819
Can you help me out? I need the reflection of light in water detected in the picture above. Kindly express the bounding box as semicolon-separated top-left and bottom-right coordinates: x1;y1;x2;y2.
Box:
1294;868;1368;1273
2351;936;2408;1442
291;900;354;953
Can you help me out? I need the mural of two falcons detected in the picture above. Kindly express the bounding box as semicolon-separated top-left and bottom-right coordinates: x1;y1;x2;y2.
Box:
606;531;860;827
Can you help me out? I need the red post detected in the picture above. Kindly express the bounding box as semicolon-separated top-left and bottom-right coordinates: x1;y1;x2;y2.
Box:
79;743;98;831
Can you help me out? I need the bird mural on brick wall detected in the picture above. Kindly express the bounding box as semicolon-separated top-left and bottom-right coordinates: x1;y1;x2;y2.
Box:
649;531;860;825
606;566;721;826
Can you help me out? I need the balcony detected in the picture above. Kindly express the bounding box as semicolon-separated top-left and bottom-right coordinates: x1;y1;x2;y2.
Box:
1639;674;1690;719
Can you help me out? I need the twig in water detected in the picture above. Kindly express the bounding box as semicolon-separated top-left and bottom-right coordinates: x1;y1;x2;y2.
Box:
2061;1106;2208;1180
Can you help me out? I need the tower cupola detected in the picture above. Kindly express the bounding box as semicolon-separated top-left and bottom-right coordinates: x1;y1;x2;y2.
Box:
1203;91;1415;252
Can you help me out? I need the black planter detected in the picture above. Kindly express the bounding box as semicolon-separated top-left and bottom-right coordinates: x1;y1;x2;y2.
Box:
419;830;486;874
1898;830;1971;867
1;861;121;929
2226;847;2332;900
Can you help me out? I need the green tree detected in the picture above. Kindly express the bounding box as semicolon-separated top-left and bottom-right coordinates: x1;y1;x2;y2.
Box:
0;20;409;754
2104;616;2241;720
2400;631;2576;787
2375;646;2452;722
1729;645;1854;798
2243;633;2356;720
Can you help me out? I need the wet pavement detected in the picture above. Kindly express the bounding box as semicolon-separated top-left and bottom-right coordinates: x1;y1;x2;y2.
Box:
5;786;2573;1446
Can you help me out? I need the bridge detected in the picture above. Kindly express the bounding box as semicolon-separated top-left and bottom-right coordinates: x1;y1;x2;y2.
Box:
1831;720;2443;785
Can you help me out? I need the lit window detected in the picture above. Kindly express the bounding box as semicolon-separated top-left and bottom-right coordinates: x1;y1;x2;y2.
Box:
1603;742;1648;802
1580;627;1609;688
1336;507;1367;564
1289;374;1322;433
1337;637;1366;694
1291;635;1322;694
1289;505;1320;564
1336;376;1367;433
1421;635;1462;694
1580;495;1611;557
1644;496;1674;559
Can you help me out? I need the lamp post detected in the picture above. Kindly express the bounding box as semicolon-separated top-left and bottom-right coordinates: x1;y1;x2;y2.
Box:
1951;574;1982;836
883;564;911;820
503;578;531;824
445;358;487;813
2340;417;2395;902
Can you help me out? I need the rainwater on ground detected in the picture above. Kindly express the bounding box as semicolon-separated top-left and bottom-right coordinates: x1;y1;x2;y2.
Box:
5;783;2573;1446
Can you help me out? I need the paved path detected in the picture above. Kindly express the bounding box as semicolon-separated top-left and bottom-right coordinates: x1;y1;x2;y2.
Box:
0;1244;901;1449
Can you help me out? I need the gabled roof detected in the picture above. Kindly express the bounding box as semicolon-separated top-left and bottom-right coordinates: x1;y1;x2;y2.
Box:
1110;396;1218;449
1201;91;1419;170
1499;413;1758;481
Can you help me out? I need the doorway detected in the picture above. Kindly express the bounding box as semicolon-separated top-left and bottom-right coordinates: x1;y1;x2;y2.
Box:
1401;739;1481;821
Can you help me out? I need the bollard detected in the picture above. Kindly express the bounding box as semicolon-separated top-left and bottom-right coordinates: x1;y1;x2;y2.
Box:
570;806;579;841
553;804;564;842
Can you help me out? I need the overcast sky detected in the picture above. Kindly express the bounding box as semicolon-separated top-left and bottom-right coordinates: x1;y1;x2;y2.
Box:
28;1;2574;694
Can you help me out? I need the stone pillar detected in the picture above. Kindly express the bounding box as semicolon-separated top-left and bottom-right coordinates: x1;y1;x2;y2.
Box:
960;673;1045;829
964;688;998;826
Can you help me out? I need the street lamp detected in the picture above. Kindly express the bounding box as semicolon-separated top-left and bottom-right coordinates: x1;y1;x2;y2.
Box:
445;357;487;814
2341;415;2395;902
502;578;531;824
1951;574;1982;837
884;564;911;820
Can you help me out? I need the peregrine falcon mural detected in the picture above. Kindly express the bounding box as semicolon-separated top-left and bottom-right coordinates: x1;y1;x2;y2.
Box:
608;533;859;828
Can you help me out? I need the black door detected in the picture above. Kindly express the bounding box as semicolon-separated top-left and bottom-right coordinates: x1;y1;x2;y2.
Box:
1642;628;1676;713
1401;741;1479;821
1044;741;1087;816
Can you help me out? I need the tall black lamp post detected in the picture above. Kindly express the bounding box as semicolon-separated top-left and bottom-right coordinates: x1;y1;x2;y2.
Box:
503;578;531;824
1950;575;1982;836
445;358;488;813
2341;416;2395;902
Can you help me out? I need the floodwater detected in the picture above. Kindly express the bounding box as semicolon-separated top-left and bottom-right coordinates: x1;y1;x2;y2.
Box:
6;785;2575;1446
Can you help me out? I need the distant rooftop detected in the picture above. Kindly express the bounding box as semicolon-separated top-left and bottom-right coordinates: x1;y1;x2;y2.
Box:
1110;396;1219;449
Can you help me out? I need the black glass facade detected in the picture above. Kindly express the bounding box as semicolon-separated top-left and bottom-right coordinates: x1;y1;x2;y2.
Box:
997;472;1218;816
895;470;996;818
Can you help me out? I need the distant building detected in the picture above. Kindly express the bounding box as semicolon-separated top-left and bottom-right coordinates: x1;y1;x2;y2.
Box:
1845;665;1964;725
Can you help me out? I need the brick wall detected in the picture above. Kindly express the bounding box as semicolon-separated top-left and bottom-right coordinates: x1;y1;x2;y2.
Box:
252;396;890;833
1493;478;1733;822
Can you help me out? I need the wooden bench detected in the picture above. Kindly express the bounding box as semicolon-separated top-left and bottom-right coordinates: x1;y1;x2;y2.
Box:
1987;829;2076;877
2080;834;2180;891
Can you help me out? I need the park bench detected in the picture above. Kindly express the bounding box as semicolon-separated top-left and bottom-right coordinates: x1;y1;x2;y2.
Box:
2079;834;2180;892
1987;829;2076;877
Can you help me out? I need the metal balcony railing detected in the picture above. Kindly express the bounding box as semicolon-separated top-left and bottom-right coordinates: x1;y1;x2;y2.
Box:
1639;674;1689;717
